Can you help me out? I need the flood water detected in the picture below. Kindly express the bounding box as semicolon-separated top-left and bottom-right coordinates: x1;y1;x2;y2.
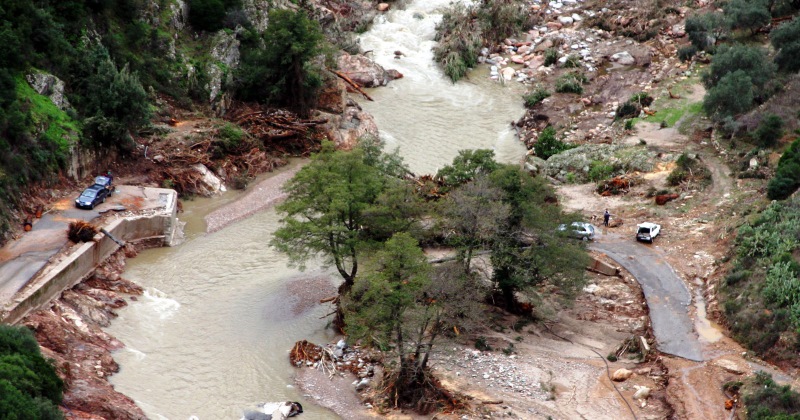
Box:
106;1;527;418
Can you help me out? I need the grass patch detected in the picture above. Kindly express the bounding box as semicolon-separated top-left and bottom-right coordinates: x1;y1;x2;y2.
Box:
16;74;80;153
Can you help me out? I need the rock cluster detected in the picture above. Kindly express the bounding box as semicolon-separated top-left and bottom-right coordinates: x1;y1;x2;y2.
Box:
23;249;147;419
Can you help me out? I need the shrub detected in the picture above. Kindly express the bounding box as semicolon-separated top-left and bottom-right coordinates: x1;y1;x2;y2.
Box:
555;72;587;94
588;161;615;182
563;54;581;68
771;18;800;72
624;119;634;130
753;114;784;148
534;126;574;159
433;3;482;82
724;0;771;35
677;45;698;62
0;325;64;419
767;138;800;200
630;92;654;107
743;372;800;419
615;102;640;120
523;85;551;107
188;0;227;32
544;48;558;67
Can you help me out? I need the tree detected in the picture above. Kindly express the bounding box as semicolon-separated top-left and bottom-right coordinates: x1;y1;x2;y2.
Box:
345;234;480;413
488;165;588;312
724;0;771;34
771;18;800;72
534;126;573;159
703;70;754;120
685;12;728;51
0;325;64;419
435;149;499;190
235;9;323;117
271;142;386;294
439;177;510;274
702;44;775;91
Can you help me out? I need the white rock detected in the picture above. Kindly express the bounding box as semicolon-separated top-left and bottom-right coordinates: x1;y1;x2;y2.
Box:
501;67;516;80
558;16;574;25
611;51;635;65
633;385;651;400
572;13;582;22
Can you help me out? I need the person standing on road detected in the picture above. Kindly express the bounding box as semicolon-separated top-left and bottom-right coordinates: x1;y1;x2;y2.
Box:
603;209;610;227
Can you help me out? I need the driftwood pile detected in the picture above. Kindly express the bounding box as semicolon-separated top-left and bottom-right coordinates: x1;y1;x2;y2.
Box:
228;104;327;157
597;175;640;196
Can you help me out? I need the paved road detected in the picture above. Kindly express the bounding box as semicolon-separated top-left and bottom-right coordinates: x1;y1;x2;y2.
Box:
591;232;704;362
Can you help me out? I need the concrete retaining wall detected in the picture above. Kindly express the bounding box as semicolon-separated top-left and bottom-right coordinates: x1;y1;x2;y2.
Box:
1;191;179;324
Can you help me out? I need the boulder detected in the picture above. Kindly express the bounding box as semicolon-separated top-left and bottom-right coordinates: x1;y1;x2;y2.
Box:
318;103;379;150
26;72;71;110
317;77;347;114
169;0;189;31
336;53;398;88
558;16;574;25
633;385;651;400
611;368;633;381
511;55;525;64
206;31;241;103
610;51;635;66
191;163;227;196
377;3;390;11
501;67;516;81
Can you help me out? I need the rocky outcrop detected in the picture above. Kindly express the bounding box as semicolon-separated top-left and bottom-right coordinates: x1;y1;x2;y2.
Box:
26;72;71;110
317;76;347;115
317;100;379;150
23;250;147;419
542;144;657;182
206;30;241;103
191;163;228;196
336;53;400;88
169;0;189;32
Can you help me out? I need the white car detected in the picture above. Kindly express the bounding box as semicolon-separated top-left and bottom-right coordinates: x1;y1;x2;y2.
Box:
636;222;661;243
558;222;595;241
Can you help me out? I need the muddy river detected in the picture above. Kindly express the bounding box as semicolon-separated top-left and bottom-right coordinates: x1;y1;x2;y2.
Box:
106;1;527;418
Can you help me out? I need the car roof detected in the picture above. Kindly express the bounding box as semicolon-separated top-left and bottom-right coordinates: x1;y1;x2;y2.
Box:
637;222;659;228
83;185;103;193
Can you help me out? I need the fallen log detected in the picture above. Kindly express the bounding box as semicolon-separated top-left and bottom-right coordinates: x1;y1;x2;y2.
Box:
332;70;374;101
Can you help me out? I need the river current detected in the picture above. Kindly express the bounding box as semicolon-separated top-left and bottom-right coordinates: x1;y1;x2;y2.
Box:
106;1;527;418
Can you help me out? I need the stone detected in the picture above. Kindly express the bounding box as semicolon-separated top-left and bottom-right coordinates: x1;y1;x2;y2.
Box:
633;386;651;400
749;157;758;169
511;55;525;64
355;378;371;391
318;104;379;150
558;16;574;25
169;0;189;31
535;38;555;52
336;53;395;88
546;21;563;31
611;368;633;381
25;72;71;110
671;24;686;37
377;3;390;11
191;164;227;196
517;45;530;55
610;51;635;66
501;67;516;81
316;77;346;114
713;359;745;375
572;13;583;22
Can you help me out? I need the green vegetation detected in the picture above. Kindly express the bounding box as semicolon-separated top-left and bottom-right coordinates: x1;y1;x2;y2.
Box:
685;12;727;52
235;9;324;117
771;18;800;72
0;325;64;419
742;372;800;419
555;72;587;94
753;114;785;148
544;48;559;67
434;0;526;82
188;0;243;32
666;153;711;187
767;137;800;200
435;149;499;191
723;198;800;363
534;126;574;160
523;85;551;108
724;0;771;35
588;161;615;182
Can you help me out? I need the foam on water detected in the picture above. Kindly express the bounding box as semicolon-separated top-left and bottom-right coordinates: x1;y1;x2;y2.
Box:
142;287;181;320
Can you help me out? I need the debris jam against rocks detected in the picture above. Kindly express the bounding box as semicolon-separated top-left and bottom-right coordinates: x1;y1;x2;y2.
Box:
227;103;328;157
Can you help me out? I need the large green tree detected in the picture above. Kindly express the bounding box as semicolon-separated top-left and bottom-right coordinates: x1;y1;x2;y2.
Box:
236;9;323;117
724;0;771;34
771;17;800;72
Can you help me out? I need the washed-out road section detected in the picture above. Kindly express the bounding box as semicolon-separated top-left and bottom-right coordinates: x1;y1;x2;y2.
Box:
591;232;704;362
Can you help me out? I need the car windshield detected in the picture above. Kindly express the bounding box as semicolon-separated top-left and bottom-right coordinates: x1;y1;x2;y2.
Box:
94;176;110;186
80;190;97;200
638;227;650;234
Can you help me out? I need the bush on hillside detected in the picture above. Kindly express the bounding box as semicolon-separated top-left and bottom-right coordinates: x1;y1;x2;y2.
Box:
523;85;550;108
544;48;558;67
702;44;775;92
0;325;64;419
753;114;784;148
743;372;800;419
767;138;800;200
555;72;587;94
771;18;800;72
534;126;574;160
434;3;482;82
677;45;698;62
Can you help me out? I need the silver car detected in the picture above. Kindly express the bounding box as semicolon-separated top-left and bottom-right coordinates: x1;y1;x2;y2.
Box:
557;222;595;241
